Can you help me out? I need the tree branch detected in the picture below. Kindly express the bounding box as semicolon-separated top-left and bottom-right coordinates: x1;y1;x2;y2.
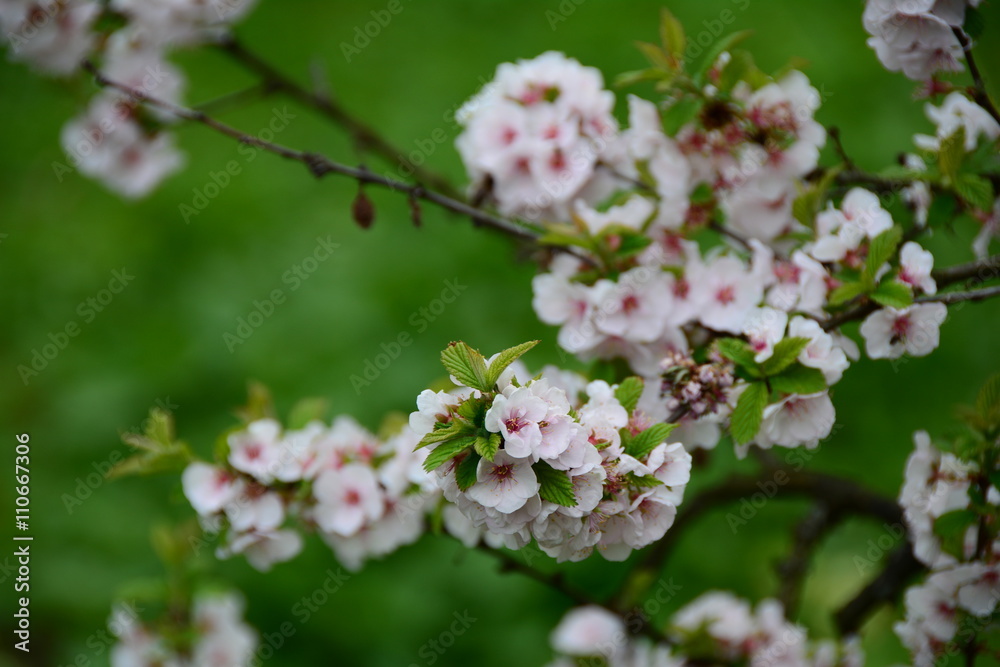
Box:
917;284;1000;306
776;503;843;616
834;545;925;635
216;35;464;201
952;27;1000;126
83;62;603;265
932;254;1000;289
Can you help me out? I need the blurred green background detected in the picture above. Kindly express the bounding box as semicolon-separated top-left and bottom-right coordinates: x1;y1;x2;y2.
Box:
2;1;999;665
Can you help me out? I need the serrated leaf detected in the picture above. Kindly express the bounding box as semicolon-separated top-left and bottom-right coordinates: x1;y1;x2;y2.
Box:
534;461;577;507
691;29;753;81
615;377;645;414
760;337;811;376
474;432;501;461
455;451;481;491
627;422;679;460
415;420;466;450
954;173;995;211
716;337;758;369
829;281;868;307
730;382;768;445
938;125;966;183
108;442;192;480
441;342;490;391
659;7;686;65
628;473;664;488
422;435;476;472
871;281;914;308
287;397;328;430
864;226;903;283
933;508;979;559
485;340;539;388
769;364;827;395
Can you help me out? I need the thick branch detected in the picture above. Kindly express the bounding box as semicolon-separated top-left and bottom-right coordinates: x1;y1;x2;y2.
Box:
932;254;1000;289
216;35;464;200
834;545;925;635
776;503;843;615
917;284;1000;306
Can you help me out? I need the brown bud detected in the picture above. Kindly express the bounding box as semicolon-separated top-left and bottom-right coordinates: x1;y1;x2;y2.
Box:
352;189;375;229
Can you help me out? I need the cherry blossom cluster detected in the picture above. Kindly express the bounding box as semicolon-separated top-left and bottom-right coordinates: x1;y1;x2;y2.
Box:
181;413;438;572
895;422;1000;665
862;0;981;81
412;342;693;562
0;0;258;197
109;590;257;667
547;593;863;666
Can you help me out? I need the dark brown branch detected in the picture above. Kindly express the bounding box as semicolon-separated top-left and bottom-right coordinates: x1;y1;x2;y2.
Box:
917;284;1000;306
827;127;856;172
82;62;602;265
932;254;1000;289
952;27;1000;126
216;35;464;201
821;301;879;331
474;543;670;645
776;503;843;616
834;545;925;635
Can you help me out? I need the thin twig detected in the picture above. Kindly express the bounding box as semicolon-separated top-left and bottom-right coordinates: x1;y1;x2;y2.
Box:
216;35;464;200
83;61;603;265
917;284;1000;306
952;27;1000;126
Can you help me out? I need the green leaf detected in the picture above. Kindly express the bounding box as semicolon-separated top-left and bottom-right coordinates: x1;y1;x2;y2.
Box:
236;381;275;423
954;173;995;211
474;432;501;461
441;341;490;391
456;396;487;424
976;373;1000;425
607;228;653;259
659;7;686;65
933;508;979;559
287;397;328;430
635;41;672;70
414;420;466;450
484;340;539;388
691;29;753;81
716;337;758;369
615;67;667;88
534;461;577;507
864;226;903;283
455;451;481;492
627;422;679;460
615;376;645;414
769;364;827;395
717;49;754;92
828;281;868;307
627;473;664;488
730;382;768;445
760;337;810;376
871;281;914;308
422;435;476;473
938;125;966;183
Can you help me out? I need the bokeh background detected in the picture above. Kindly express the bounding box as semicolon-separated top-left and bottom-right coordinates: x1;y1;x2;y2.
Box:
2;1;1000;665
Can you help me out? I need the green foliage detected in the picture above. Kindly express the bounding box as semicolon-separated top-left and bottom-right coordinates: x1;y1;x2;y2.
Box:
112;409;192;479
625;422;679;460
455;451;481;492
534;461;577;507
615;376;645;414
759;337;810;376
441;341;491;391
769;365;827;395
422;435;476;473
730;382;768;445
485;340;539;388
933;509;979;559
871;281;914;308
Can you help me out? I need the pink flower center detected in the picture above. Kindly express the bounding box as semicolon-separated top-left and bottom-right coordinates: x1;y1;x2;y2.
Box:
505;414;528;434
715;285;736;305
622;294;639;314
891;315;911;340
244;444;262;461
344;489;361;506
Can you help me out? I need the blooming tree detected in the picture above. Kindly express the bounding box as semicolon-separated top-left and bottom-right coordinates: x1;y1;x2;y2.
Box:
4;0;1000;664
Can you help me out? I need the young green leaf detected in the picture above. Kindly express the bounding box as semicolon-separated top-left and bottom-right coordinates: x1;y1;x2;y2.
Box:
627;473;664;488
715;337;758;369
658;7;686;65
730;382;768;445
954;173;995;211
938;125;966;183
769;364;827;395
864;226;903;283
828;281;868;307
627;422;679;460
441;341;490;391
760;337;810;376
484;340;540;388
415;420;466;450
871;281;914;308
474;432;501;461
534;461;577;507
615;376;645;414
690;29;753;82
455;451;482;492
933;508;979;559
422;435;476;472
